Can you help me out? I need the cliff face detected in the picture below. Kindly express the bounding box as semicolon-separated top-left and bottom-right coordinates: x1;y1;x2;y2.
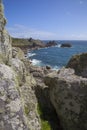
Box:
0;1;41;130
0;2;12;64
44;68;87;130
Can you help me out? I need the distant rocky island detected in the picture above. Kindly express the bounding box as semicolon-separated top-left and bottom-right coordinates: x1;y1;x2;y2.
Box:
0;1;87;130
60;43;72;48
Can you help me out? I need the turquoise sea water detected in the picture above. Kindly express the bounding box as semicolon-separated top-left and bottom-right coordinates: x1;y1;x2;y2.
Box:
28;40;87;69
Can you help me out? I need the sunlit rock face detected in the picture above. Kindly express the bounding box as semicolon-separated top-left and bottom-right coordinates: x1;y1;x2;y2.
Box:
0;1;41;130
44;68;87;130
0;64;29;130
66;53;87;78
0;1;12;65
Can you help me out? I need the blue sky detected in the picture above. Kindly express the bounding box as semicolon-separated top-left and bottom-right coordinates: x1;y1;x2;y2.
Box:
3;0;87;40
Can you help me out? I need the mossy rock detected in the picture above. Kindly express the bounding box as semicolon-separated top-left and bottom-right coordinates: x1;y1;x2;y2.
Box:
24;105;30;115
37;104;51;130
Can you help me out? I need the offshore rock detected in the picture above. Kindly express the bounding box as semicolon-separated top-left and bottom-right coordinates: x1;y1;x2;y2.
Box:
45;40;57;47
60;43;72;48
44;68;87;130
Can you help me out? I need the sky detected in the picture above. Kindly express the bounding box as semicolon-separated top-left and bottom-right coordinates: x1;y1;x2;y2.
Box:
3;0;87;40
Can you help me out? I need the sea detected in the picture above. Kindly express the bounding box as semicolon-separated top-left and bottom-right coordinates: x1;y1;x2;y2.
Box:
27;40;87;70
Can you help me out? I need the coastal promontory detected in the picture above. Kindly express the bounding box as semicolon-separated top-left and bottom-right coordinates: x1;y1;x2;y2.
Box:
0;1;87;130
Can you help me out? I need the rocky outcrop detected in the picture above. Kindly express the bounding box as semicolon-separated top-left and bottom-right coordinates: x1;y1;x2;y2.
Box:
12;47;25;60
12;38;45;53
0;2;12;65
45;41;57;47
0;1;41;130
0;64;29;130
44;68;87;130
12;38;58;54
60;43;72;48
66;53;87;77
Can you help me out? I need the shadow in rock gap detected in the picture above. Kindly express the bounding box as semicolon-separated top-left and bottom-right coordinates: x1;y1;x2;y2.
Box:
35;85;63;130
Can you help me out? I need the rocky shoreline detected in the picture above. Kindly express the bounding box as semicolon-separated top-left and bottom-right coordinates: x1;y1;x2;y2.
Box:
0;1;87;130
12;38;58;54
12;38;72;55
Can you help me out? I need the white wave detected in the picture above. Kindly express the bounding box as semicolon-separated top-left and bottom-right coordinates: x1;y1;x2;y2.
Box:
56;44;61;48
31;59;42;66
52;65;60;70
28;52;36;57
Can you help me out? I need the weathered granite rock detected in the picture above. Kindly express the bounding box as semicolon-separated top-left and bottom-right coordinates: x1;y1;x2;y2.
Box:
11;58;26;85
11;56;41;130
0;1;42;130
66;53;87;78
44;68;87;130
46;41;57;47
0;2;12;64
0;64;29;130
12;47;25;60
19;76;41;130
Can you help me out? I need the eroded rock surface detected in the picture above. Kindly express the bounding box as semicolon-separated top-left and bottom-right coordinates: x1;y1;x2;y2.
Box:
0;1;41;130
0;2;12;64
66;53;87;78
0;64;29;130
44;68;87;130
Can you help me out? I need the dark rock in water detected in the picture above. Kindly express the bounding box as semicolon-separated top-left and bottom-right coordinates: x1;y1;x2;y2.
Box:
46;65;51;70
46;40;57;47
66;52;87;77
61;43;72;48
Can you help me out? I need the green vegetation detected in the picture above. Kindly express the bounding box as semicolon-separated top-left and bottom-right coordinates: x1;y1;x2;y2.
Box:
12;37;45;48
24;105;30;115
0;3;4;12
37;104;51;130
0;3;4;18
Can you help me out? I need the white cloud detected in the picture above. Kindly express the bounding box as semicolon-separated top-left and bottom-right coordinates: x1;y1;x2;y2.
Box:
7;24;57;40
6;24;87;40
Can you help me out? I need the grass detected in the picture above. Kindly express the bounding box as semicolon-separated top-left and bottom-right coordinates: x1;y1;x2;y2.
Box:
37;104;51;130
12;37;45;48
24;106;30;115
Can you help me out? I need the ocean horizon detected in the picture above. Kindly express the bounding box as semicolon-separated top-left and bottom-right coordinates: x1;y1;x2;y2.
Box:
27;40;87;70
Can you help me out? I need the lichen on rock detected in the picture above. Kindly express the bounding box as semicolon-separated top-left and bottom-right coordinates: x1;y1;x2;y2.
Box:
0;64;29;130
0;1;12;65
0;1;41;130
44;68;87;130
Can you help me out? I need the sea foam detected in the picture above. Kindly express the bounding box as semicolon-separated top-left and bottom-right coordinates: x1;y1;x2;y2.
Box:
28;52;36;57
31;59;42;66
